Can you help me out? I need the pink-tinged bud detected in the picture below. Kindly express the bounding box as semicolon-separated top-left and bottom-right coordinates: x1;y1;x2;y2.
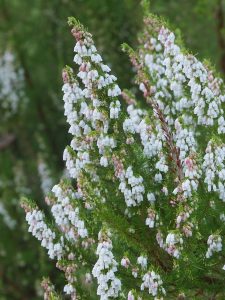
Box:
208;71;214;82
121;257;130;268
128;291;135;300
79;63;87;72
184;157;193;170
71;28;83;41
121;91;136;105
143;90;148;97
85;202;91;209
183;224;192;237
176;215;182;226
62;70;69;83
126;137;134;144
170;199;176;206
68;253;75;260
112;155;124;178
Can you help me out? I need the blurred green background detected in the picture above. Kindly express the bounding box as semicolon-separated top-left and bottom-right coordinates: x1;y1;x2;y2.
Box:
0;0;224;298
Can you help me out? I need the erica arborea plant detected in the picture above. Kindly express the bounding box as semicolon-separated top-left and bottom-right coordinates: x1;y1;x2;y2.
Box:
21;8;225;300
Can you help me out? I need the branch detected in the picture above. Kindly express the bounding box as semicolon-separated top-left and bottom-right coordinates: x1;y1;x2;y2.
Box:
142;80;184;184
0;133;15;150
216;0;225;74
123;46;184;184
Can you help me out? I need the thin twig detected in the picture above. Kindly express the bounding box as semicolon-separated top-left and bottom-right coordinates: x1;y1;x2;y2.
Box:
0;133;15;150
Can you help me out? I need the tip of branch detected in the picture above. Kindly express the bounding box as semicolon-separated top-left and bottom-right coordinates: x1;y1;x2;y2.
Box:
141;0;151;15
20;196;37;212
121;43;134;55
67;17;84;31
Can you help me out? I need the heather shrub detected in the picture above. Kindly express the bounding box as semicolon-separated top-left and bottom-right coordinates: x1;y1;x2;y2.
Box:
21;8;225;300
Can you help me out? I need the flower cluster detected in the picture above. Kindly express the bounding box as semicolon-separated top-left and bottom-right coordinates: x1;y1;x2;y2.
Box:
143;26;225;131
23;203;64;260
124;104;165;164
137;255;148;270
92;231;121;299
38;158;54;195
0;51;25;118
165;233;183;259
0;202;16;229
41;278;61;300
51;182;88;242
203;141;225;201
206;234;222;258
118;166;145;207
141;271;165;299
145;208;158;228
